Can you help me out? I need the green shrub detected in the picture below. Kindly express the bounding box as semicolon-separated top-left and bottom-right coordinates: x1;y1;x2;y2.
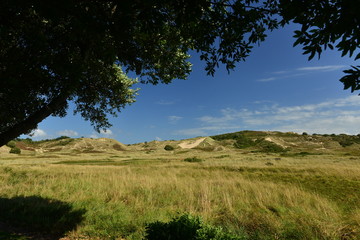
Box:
233;135;255;149
164;145;175;151
184;157;203;163
212;132;244;141
19;138;34;145
331;134;360;147
6;140;16;148
9;147;21;154
144;214;244;240
255;139;287;153
55;136;71;140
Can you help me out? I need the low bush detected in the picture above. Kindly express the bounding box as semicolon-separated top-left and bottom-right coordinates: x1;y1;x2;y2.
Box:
9;147;21;154
233;135;255;149
255;139;287;153
55;136;70;140
164;145;175;151
184;157;204;163
144;214;244;240
6;140;16;148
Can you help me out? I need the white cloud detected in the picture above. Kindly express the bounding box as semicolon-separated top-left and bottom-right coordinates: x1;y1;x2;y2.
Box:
57;129;78;137
174;125;241;136
89;129;114;138
297;65;346;72
175;95;360;137
257;77;276;82
30;129;47;138
272;71;288;74
89;134;98;139
100;129;113;135
258;65;347;82
253;100;275;105
155;136;162;141
198;108;253;125
274;115;360;135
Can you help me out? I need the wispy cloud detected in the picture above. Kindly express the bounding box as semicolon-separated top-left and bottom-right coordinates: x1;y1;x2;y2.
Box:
272;71;288;74
175;95;360;137
175;125;241;136
90;129;113;138
257;65;347;82
156;100;175;105
57;129;78;137
297;65;346;72
168;115;183;124
257;77;276;82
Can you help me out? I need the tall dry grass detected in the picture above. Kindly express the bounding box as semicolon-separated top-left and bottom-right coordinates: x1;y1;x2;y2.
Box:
0;158;356;239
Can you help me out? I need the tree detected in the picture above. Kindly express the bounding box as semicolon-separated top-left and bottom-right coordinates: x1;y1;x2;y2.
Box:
0;0;359;146
0;0;280;146
279;0;360;92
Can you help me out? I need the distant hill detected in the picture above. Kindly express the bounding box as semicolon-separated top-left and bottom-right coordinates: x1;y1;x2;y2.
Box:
211;131;360;154
1;137;128;154
1;131;360;155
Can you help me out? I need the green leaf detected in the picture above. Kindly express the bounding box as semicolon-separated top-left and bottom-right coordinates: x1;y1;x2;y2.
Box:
355;53;360;61
293;38;302;47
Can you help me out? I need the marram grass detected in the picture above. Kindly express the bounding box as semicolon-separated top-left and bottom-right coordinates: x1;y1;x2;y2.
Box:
0;151;359;239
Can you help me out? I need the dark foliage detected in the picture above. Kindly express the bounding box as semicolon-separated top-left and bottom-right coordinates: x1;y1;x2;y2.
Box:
9;147;21;154
145;214;244;240
331;134;360;147
164;145;175;151
184;157;204;162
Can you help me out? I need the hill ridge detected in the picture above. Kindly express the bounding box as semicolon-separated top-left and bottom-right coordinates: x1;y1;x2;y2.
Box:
2;131;360;155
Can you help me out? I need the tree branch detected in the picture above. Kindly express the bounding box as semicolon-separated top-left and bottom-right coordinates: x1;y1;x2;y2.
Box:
0;93;69;147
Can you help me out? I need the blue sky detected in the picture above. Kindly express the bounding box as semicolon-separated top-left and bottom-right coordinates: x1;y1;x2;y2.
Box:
26;24;360;144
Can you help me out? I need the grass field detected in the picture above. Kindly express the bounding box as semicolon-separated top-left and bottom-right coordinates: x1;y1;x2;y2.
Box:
0;136;360;239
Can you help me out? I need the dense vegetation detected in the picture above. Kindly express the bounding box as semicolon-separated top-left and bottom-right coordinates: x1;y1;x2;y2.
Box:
145;214;242;240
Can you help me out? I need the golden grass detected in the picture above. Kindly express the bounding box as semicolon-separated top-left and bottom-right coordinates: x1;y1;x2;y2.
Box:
0;149;359;239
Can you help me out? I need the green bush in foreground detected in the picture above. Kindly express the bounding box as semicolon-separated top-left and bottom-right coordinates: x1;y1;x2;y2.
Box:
145;214;244;240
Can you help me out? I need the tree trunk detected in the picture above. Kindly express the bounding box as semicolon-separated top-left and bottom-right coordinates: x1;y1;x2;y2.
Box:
0;94;69;147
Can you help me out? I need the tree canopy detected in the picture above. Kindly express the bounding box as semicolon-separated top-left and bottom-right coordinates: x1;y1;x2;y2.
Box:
0;0;359;146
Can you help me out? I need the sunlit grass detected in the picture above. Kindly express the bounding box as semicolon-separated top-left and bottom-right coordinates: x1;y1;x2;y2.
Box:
0;149;359;239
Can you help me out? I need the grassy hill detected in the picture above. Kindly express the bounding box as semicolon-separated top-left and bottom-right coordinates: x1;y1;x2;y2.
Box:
3;130;360;155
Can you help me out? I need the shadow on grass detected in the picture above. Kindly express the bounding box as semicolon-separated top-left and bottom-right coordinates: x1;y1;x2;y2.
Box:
0;196;86;239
